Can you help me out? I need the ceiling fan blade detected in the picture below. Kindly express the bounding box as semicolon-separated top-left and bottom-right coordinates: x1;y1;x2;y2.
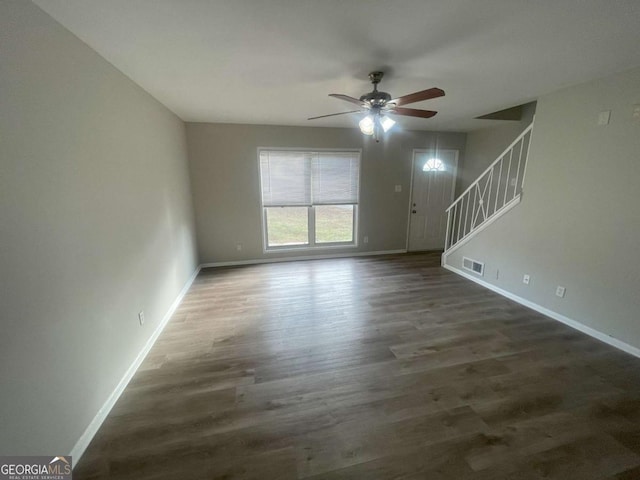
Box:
308;110;362;120
329;93;366;107
389;88;445;107
388;107;438;118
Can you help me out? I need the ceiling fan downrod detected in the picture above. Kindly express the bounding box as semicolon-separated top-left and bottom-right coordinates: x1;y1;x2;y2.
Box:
369;71;384;88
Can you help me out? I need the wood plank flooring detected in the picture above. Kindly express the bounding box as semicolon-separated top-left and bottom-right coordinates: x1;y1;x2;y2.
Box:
74;252;640;479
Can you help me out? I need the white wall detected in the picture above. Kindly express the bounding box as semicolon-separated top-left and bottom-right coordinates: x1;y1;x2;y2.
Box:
445;67;640;350
186;123;467;263
0;2;198;455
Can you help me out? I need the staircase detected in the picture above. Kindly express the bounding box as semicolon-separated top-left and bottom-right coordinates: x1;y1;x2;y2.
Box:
444;121;534;256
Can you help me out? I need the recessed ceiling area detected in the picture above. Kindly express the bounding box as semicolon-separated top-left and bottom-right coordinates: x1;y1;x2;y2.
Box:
33;0;640;131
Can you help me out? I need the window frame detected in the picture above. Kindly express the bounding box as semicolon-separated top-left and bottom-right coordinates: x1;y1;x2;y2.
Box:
258;147;361;252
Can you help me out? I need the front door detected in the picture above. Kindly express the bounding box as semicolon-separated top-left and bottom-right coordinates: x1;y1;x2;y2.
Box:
408;149;458;251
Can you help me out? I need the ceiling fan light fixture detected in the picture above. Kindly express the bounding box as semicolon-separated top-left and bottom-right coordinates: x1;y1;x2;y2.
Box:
313;72;444;141
359;115;375;135
380;115;395;132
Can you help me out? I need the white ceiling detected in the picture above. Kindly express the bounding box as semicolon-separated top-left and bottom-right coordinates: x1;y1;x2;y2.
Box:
33;0;640;132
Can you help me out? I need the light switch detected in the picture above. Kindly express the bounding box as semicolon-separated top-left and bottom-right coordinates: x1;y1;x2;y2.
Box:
394;185;402;192
633;104;640;120
597;110;611;125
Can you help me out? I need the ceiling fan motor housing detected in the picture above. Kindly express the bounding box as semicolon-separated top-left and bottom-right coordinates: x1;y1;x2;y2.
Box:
361;71;392;106
359;90;392;106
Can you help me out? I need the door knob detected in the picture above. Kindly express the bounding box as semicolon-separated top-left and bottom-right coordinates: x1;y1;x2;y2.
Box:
412;210;417;214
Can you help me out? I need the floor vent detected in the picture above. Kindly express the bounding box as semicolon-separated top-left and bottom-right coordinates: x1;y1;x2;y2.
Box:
463;257;485;276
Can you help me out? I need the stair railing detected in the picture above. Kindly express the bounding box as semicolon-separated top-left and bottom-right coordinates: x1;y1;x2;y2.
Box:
444;122;534;253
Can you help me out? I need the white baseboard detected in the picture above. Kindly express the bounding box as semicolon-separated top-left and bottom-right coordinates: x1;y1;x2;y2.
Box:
70;265;201;465
68;249;406;464
442;263;640;359
78;250;633;468
200;249;407;268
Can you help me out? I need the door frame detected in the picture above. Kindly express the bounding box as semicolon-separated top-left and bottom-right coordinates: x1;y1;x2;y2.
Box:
405;149;459;252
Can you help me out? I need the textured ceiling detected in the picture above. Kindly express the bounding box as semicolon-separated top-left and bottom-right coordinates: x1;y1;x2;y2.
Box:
33;0;640;131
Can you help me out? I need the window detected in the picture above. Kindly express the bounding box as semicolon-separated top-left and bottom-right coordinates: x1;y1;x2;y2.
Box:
259;149;360;250
422;158;446;172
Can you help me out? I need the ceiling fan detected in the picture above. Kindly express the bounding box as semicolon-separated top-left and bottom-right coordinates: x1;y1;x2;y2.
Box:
308;71;445;142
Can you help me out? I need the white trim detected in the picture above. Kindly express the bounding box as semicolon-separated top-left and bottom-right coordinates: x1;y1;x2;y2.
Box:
443;263;640;359
263;239;359;253
70;265;201;466
201;249;407;268
442;194;521;261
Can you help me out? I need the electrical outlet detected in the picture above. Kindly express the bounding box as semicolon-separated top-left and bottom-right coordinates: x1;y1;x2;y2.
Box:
556;286;566;298
523;274;530;285
363;236;369;244
236;243;242;252
138;311;145;326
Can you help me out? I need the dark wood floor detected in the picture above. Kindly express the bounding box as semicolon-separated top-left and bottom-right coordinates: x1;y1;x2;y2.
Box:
75;253;640;479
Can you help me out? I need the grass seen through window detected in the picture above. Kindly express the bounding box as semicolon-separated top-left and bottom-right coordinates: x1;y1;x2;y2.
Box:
266;207;308;246
315;205;354;243
266;205;354;246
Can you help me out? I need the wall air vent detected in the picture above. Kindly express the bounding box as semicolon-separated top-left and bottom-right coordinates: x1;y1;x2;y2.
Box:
462;257;485;276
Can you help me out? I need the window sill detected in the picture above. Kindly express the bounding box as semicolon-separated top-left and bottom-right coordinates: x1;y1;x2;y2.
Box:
264;242;358;253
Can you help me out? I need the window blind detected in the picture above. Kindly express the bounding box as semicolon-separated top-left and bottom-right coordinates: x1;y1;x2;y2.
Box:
312;152;360;205
260;151;312;206
260;150;360;206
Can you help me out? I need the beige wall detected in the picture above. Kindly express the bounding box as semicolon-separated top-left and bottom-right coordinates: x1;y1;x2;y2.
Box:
445;67;640;349
186;123;466;263
460;102;537;191
0;2;198;455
